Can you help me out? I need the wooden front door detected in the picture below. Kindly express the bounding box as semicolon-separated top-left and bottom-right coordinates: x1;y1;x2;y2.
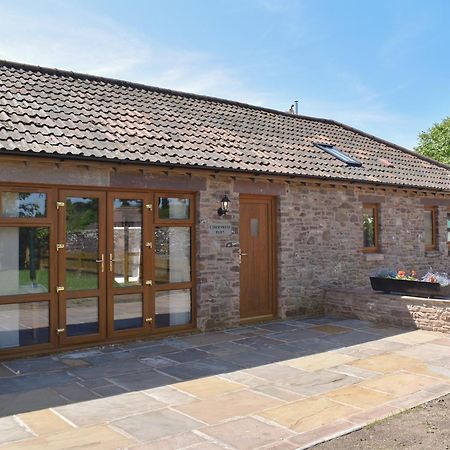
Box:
239;195;276;321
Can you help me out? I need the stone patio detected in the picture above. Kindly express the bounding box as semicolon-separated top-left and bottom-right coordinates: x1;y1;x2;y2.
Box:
1;317;450;449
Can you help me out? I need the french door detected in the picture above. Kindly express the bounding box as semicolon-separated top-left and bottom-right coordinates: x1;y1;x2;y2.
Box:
106;192;153;339
57;191;154;346
0;185;195;357
57;191;107;346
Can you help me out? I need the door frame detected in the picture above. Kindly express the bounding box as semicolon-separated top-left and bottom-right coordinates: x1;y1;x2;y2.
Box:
239;194;278;322
106;191;153;339
57;190;107;347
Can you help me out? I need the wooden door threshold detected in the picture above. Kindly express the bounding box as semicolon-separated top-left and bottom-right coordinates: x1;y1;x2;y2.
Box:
240;314;275;325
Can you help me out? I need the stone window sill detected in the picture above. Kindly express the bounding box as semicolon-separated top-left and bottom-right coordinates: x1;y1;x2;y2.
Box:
425;250;441;257
364;252;384;262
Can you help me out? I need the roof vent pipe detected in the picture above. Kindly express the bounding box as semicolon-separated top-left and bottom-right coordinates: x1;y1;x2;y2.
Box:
294;100;298;115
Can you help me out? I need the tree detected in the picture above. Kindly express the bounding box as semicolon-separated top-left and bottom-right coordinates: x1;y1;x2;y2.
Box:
415;117;450;164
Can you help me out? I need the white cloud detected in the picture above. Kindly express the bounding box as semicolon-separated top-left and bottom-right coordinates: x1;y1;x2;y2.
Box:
0;1;271;106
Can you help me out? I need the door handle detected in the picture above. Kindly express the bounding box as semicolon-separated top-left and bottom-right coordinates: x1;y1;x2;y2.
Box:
239;249;248;264
95;254;105;273
109;253;118;272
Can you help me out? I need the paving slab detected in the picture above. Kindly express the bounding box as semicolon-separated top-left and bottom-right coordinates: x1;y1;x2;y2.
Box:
158;357;241;380
174;389;283;424
202;416;295;449
0;371;75;394
127;431;207;450
259;396;359;433
111;408;203;442
106;368;179;391
280;352;355;372
66;359;150;380
54;392;165;426
243;362;306;382
0;416;34;445
274;369;359;396
18;409;74;436
309;324;353;335
0;424;135;449
0;388;68;416
359;372;442;396
350;353;421;373
174;375;244;398
0;364;15;378
143;385;196;405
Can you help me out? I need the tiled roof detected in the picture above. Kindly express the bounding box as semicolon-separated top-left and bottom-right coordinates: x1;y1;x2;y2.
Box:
1;60;449;190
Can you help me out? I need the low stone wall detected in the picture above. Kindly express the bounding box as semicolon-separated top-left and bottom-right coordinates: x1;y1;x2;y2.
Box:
324;287;450;333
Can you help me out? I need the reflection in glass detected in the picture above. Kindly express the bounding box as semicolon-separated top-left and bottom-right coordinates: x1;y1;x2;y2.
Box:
113;199;142;286
0;302;49;349
155;289;191;328
114;293;143;330
363;207;375;248
1;192;47;218
447;214;450;243
155;227;191;284
424;210;434;246
250;218;259;237
158;197;190;220
66;297;99;336
65;197;99;291
0;227;49;296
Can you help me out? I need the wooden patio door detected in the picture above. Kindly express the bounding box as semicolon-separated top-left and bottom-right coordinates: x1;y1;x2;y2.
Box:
106;192;154;338
239;195;276;321
57;190;107;346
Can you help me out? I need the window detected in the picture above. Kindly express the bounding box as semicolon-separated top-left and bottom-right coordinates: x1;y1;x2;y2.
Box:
154;193;194;329
362;204;379;252
447;212;450;249
424;207;437;251
314;143;362;167
0;187;53;353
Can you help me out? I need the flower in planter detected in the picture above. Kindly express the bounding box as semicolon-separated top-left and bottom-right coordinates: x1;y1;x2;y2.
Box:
395;269;418;281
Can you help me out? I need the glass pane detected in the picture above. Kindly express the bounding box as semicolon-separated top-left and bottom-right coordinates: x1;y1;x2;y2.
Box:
113;199;142;287
66;197;99;291
363;207;375;248
0;227;49;296
158;197;190;220
1;192;47;218
66;297;98;336
114;293;143;331
424;210;433;246
0;302;49;349
250;218;259;237
155;289;191;328
155;227;191;284
447;214;450;243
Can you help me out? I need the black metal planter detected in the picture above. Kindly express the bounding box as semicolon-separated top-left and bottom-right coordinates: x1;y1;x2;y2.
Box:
370;277;450;298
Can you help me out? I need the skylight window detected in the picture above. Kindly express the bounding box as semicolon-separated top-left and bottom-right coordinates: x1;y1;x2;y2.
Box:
314;143;362;167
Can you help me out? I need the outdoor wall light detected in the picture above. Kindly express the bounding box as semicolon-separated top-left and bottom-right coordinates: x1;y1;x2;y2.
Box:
217;195;230;216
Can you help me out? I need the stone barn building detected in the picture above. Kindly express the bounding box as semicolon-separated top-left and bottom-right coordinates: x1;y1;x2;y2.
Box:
1;60;450;358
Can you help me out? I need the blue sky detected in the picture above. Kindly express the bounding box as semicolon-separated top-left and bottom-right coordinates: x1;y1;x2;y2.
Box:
0;0;449;148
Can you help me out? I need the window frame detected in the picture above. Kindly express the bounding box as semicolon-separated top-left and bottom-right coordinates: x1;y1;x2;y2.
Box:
314;143;362;167
424;206;437;251
152;192;196;331
447;211;450;250
362;203;380;253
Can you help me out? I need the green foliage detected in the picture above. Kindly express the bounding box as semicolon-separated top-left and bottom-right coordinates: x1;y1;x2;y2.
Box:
415;117;450;164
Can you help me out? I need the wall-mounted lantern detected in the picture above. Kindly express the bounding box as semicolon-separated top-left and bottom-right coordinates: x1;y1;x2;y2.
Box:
217;195;230;217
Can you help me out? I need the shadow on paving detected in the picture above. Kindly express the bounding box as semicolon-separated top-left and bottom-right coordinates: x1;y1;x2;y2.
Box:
0;316;408;417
